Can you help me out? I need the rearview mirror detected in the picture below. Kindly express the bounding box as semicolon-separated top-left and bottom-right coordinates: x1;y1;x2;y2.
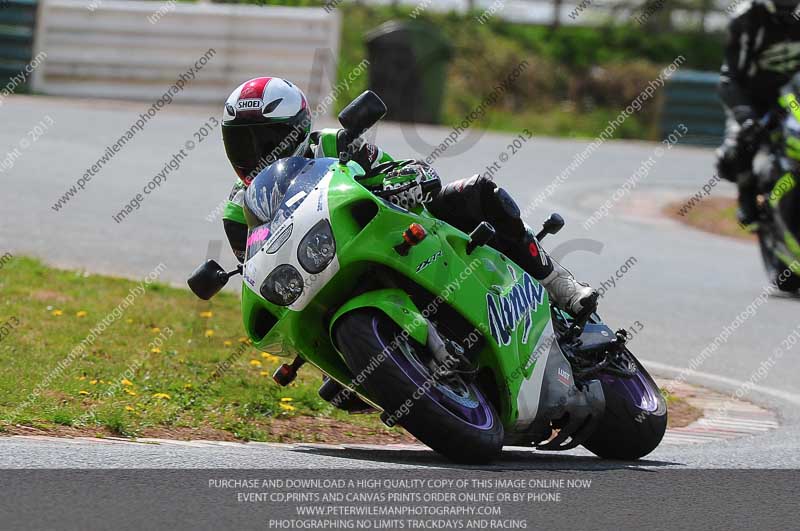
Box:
536;213;565;241
187;260;229;300
338;90;387;138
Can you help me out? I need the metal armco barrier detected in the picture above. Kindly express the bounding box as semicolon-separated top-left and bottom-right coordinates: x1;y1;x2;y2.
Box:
0;0;39;88
30;0;341;109
660;70;725;147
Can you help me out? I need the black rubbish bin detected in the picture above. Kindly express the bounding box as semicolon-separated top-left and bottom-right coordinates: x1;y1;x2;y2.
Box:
365;20;452;124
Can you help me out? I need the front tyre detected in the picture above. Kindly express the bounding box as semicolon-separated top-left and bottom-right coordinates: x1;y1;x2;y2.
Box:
334;310;503;463
758;225;800;292
582;353;667;460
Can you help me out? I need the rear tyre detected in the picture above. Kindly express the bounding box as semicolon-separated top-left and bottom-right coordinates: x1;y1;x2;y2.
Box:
582;353;667;460
334;310;503;463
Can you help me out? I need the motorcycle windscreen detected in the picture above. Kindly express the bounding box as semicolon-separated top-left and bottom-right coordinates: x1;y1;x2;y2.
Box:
243;157;338;260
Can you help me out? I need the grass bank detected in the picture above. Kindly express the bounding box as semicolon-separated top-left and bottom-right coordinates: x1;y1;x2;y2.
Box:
0;256;408;443
1;256;695;441
664;197;755;242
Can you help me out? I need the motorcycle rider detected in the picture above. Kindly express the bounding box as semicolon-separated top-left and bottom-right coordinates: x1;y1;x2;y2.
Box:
716;0;800;227
220;77;597;317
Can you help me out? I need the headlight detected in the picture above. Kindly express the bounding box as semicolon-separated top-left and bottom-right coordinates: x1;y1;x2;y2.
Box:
260;264;304;306
297;220;336;274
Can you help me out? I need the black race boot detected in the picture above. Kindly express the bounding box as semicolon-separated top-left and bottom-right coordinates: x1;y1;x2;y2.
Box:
736;177;760;231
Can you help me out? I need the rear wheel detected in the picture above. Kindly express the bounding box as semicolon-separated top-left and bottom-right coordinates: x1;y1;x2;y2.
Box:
334;310;503;463
582;352;667;460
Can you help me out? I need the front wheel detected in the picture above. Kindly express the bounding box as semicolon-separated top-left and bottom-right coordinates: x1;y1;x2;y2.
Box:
581;352;667;460
334;310;503;463
758;225;800;292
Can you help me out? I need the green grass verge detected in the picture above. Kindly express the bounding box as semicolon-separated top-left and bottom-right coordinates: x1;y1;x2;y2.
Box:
0;257;404;441
665;197;754;242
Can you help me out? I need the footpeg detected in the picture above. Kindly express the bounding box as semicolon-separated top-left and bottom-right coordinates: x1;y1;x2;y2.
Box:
272;356;305;386
564;292;599;341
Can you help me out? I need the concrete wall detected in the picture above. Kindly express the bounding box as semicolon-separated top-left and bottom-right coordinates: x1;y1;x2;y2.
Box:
31;0;341;109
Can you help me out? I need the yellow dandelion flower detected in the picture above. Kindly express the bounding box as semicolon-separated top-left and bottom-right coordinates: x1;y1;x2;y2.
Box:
262;354;280;363
126;318;134;323
280;397;293;402
183;383;193;389
199;311;213;318
121;378;133;387
279;403;296;411
150;327;160;333
238;337;249;343
89;379;98;385
78;390;89;396
78;376;86;381
76;310;88;318
204;329;215;337
249;359;262;367
151;347;161;354
260;371;270;377
52;309;63;316
124;389;137;396
223;340;233;347
125;406;135;412
152;393;171;400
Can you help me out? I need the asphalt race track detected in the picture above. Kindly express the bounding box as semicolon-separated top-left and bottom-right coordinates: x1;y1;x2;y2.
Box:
2;95;799;469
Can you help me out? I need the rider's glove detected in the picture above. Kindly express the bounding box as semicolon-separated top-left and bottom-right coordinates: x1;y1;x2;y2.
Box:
732;105;757;125
736;118;764;150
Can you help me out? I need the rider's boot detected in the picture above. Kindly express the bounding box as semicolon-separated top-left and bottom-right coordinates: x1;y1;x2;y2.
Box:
484;186;599;317
736;173;760;231
539;256;598;318
509;226;598;318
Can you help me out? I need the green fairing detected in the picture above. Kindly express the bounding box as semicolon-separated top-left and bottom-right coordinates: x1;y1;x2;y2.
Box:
770;173;796;208
318;128;340;159
239;160;550;428
330;289;428;346
223;199;246;225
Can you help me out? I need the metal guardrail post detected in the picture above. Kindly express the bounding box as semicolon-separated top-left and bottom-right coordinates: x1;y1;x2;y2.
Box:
0;0;38;90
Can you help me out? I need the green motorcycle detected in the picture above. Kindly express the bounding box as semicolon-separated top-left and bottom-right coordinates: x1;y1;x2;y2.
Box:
752;82;800;292
189;91;666;463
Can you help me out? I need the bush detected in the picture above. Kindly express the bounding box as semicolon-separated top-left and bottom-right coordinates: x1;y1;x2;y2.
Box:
571;61;662;111
219;2;725;139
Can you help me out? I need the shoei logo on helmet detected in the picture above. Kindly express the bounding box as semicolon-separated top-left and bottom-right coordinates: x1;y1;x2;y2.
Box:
237;99;262;110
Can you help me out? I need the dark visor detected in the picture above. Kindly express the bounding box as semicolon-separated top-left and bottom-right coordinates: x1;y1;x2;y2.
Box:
222;122;297;175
